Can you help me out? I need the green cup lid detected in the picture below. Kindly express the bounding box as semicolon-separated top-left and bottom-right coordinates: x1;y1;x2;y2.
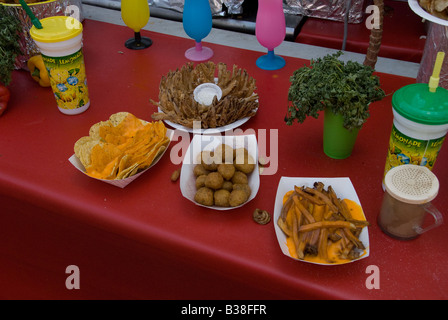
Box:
392;83;448;125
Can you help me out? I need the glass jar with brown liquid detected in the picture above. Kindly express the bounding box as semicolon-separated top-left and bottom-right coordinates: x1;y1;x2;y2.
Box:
378;164;443;240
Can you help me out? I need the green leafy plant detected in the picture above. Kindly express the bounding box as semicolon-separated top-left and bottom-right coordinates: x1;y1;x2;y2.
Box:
285;51;385;130
0;5;22;86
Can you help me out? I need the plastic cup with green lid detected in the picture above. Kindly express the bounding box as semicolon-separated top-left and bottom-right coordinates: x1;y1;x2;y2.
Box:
383;52;448;180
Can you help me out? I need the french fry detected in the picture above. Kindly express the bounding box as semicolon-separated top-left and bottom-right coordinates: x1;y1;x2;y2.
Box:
292;195;315;223
317;228;329;262
278;182;368;263
347;219;370;227
293;206;303;228
312;204;325;222
277;218;292;237
297;232;309;259
308;228;321;251
340;231;358;260
294;186;326;206
327;185;338;203
323;203;334;220
343;228;365;250
327;185;349;219
280;192;294;221
291;206;302;259
339;197;353;220
304;187;339;213
313;181;325;192
298;221;356;233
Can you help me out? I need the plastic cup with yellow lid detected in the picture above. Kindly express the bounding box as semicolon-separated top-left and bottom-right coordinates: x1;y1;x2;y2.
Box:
30;16;90;115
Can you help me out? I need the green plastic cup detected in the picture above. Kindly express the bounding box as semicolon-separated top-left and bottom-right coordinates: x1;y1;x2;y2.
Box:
323;108;360;159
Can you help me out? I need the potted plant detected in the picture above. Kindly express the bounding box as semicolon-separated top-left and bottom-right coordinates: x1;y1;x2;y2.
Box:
285;51;386;159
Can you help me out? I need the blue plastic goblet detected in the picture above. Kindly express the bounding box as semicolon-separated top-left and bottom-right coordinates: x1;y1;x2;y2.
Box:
183;0;214;61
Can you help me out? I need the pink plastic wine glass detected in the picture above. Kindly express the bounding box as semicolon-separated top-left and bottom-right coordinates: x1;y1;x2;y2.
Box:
255;0;286;70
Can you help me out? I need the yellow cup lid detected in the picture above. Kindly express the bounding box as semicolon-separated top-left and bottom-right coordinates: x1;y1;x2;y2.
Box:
30;16;82;43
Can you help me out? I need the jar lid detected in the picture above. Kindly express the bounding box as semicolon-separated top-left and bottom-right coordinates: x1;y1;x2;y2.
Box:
392;83;448;125
30;16;82;43
384;164;439;204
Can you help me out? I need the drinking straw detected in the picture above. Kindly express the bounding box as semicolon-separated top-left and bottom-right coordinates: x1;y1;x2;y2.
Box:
19;0;43;29
429;51;445;93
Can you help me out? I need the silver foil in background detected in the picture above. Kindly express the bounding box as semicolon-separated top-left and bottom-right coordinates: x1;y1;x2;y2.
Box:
222;0;244;14
148;0;184;13
416;22;448;90
283;0;366;23
3;0;83;70
148;0;244;15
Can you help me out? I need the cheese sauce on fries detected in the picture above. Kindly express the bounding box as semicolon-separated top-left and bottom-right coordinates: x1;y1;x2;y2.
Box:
280;186;368;265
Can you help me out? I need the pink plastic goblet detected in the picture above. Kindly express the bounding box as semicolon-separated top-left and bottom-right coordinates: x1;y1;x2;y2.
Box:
255;0;286;70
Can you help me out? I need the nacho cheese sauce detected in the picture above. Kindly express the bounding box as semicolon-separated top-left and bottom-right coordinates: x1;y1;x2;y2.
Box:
83;114;168;180
283;192;367;265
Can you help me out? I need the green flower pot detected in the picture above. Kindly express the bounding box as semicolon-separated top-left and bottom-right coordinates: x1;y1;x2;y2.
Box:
323;108;360;159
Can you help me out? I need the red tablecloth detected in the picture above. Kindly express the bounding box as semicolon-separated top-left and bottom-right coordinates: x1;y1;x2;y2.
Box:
1;19;447;300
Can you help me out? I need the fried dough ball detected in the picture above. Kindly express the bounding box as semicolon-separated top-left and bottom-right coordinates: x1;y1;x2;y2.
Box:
214;189;231;207
232;171;248;184
194;187;214;206
201;150;218;171
202;161;218;171
217;163;236;180
234;147;249;161
234;153;255;174
214;144;235;163
192;145;255;207
195;174;207;189
205;172;224;190
229;189;249;207
194;164;209;177
222;180;233;192
233;183;251;198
